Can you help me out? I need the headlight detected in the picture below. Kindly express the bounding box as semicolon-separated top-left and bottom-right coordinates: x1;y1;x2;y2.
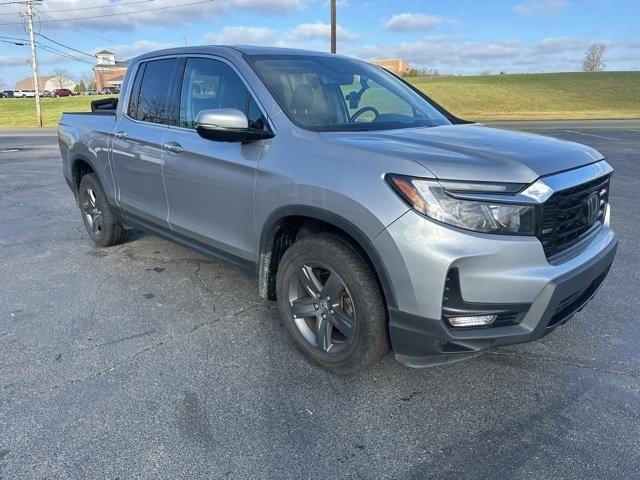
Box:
386;174;536;235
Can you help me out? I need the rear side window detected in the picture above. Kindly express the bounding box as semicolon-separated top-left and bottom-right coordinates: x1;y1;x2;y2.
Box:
130;58;177;125
179;57;269;131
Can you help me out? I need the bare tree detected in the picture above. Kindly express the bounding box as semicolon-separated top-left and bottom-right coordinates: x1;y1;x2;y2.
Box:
582;43;606;72
80;70;95;89
50;68;72;89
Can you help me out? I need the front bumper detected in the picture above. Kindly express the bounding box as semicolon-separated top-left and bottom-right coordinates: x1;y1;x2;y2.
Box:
373;206;618;367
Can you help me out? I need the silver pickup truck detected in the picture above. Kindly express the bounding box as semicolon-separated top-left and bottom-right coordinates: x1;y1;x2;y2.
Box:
58;45;617;373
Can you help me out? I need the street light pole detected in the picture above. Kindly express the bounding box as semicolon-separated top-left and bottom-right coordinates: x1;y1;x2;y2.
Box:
25;0;43;127
330;0;336;54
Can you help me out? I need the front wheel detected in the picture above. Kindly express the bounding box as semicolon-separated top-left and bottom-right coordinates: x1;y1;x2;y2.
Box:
276;234;389;373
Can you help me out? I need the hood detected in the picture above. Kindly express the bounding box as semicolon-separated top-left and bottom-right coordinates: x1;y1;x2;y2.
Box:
320;124;603;184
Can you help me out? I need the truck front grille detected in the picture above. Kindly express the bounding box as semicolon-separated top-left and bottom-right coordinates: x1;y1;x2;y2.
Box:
538;174;610;259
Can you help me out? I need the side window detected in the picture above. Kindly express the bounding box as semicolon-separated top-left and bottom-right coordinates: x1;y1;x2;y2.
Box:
179;57;269;131
127;63;145;119
134;58;177;125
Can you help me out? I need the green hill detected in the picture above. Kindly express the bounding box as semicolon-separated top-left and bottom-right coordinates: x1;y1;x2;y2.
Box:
408;71;640;121
1;71;639;128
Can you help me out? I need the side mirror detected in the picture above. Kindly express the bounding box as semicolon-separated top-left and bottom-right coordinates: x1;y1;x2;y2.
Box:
195;108;274;143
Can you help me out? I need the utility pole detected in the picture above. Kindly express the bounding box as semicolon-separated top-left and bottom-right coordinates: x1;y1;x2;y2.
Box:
25;0;43;127
330;0;336;54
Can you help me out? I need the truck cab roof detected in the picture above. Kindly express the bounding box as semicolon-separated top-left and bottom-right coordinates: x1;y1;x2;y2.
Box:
133;45;351;62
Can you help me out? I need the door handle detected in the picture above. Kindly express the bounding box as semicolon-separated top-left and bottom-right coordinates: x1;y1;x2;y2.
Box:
163;142;183;154
114;131;128;139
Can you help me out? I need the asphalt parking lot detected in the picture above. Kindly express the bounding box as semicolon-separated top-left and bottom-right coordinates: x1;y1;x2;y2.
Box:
1;123;639;479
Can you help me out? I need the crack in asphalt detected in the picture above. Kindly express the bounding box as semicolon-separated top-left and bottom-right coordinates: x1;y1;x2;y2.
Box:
0;314;233;407
488;350;640;380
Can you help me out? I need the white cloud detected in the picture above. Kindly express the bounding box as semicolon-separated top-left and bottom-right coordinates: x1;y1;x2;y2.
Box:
0;0;310;32
385;13;443;32
289;22;358;42
535;36;589;52
204;26;277;45
345;35;640;74
0;55;28;67
513;0;568;16
98;40;176;60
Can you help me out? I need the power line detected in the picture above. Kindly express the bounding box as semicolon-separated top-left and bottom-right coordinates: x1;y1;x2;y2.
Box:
0;0;156;16
0;38;26;45
36;32;96;59
37;43;96;65
0;0;216;25
0;34;29;41
35;8;116;42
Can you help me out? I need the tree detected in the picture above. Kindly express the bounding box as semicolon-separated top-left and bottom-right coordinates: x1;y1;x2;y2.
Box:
582;43;606;72
80;70;95;89
51;68;72;89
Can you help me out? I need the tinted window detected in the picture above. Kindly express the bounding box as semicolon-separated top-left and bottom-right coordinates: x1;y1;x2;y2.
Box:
134;58;177;124
179;57;268;131
127;63;145;119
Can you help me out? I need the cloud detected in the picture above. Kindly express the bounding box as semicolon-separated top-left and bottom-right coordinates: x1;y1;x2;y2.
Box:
385;13;443;32
345;35;640;74
97;40;176;60
0;0;310;32
289;22;358;42
534;36;589;52
0;55;28;67
204;26;277;45
513;0;568;15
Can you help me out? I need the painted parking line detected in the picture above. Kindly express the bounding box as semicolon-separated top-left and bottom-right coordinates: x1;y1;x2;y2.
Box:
563;130;621;141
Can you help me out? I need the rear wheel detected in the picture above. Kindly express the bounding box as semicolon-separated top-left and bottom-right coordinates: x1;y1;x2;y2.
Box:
276;234;389;373
78;173;128;247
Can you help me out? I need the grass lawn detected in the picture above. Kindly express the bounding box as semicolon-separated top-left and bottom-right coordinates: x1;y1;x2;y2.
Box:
0;95;115;129
408;71;640;121
1;71;639;128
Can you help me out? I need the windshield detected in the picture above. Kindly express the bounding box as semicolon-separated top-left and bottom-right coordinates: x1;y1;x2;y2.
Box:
247;54;451;132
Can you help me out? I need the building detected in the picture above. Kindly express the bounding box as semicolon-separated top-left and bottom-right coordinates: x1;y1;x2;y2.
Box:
14;75;76;91
93;50;130;90
371;59;413;77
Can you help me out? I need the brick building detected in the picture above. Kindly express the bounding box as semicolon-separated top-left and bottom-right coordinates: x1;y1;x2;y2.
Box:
371;59;412;77
93;50;130;90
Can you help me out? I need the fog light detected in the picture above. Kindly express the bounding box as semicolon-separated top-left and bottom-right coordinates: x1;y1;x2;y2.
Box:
448;314;497;328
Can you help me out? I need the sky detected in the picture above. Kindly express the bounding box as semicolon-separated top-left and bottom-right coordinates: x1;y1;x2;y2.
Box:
0;0;639;89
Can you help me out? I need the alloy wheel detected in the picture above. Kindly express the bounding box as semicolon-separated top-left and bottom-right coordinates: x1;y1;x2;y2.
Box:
287;263;356;354
82;187;103;236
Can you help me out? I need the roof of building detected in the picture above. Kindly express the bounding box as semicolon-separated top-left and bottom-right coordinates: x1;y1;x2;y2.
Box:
96;50;115;55
14;76;53;90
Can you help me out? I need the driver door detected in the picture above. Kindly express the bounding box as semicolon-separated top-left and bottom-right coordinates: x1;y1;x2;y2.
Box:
162;56;273;262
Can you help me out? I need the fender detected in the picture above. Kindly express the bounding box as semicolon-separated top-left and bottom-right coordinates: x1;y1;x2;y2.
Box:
258;205;398;310
70;153;118;208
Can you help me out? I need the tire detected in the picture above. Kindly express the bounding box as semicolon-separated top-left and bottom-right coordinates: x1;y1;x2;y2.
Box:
78;173;128;247
276;234;389;373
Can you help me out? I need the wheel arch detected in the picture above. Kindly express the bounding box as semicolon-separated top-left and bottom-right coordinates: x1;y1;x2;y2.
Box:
70;155;108;205
258;205;397;310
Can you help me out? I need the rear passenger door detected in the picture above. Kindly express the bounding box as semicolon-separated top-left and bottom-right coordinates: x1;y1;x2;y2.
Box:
111;57;179;227
162;56;272;262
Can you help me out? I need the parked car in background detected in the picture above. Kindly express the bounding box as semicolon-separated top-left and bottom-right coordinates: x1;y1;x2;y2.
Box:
14;90;36;98
52;88;73;97
41;90;52;98
100;87;120;95
83;89;99;95
0;90;14;98
58;46;618;373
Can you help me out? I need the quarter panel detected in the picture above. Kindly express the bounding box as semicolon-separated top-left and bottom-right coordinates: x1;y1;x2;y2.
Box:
58;114;117;203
